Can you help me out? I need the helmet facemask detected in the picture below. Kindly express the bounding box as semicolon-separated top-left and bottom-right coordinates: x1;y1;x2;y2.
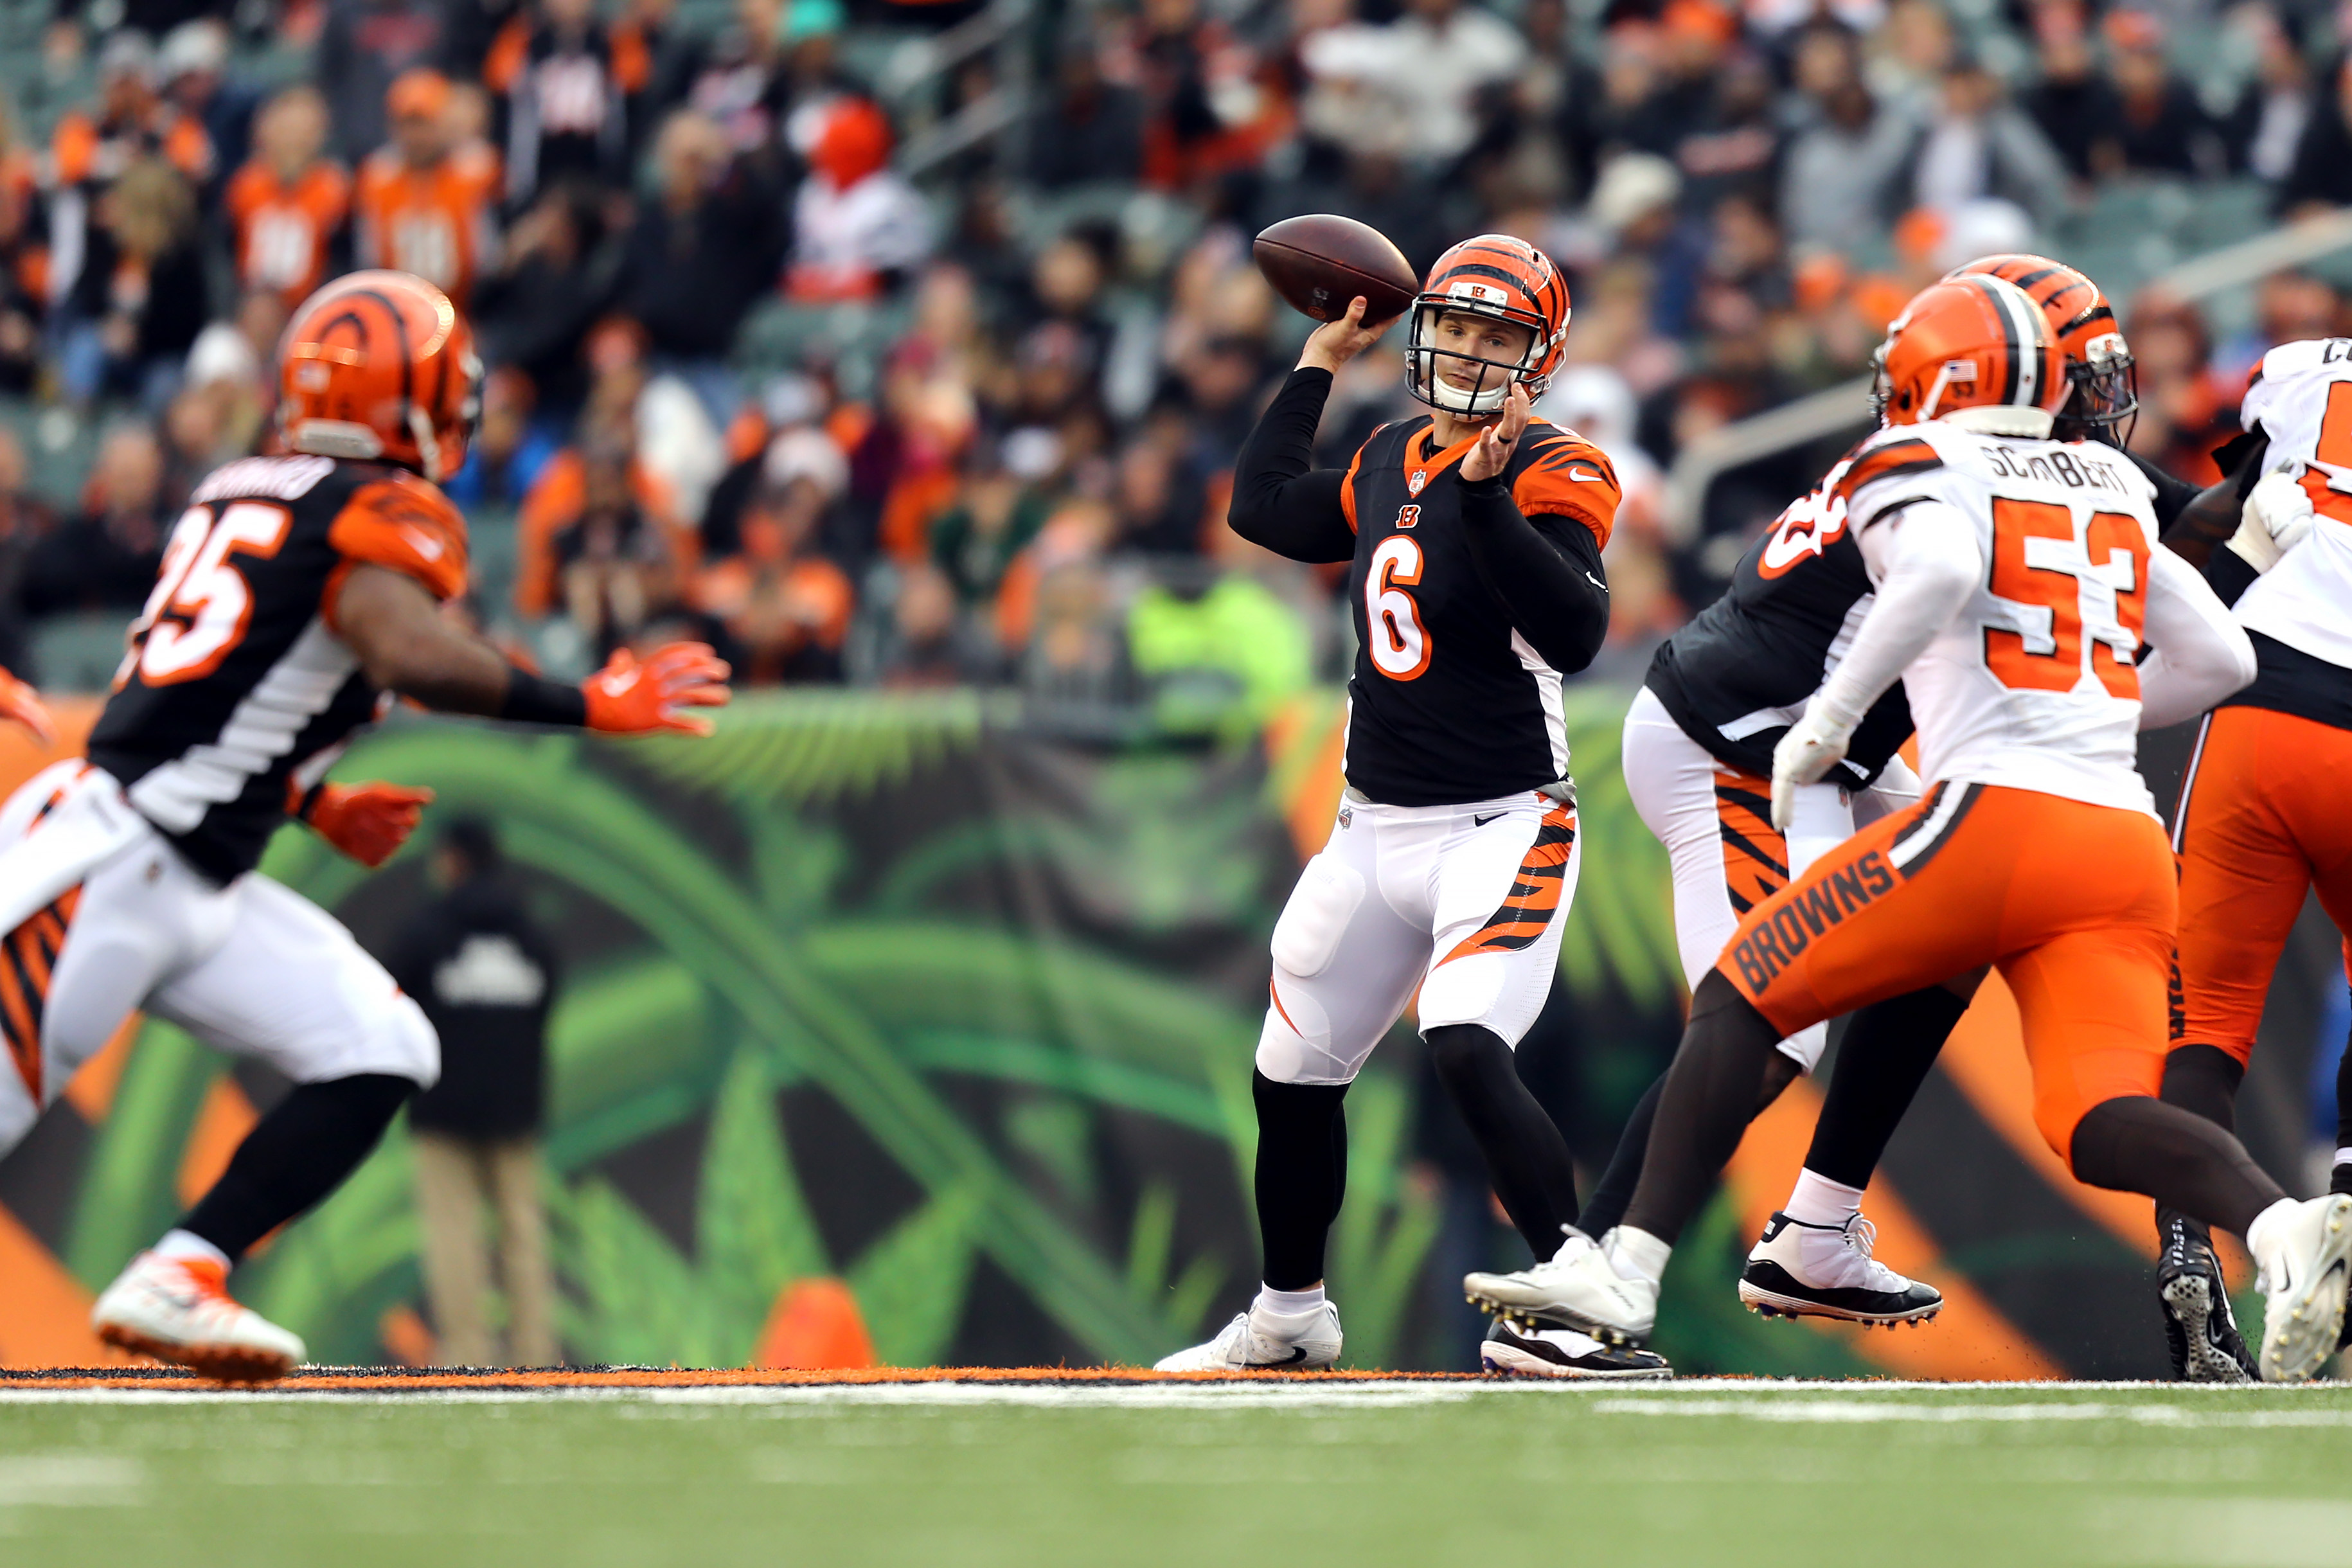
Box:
1407;299;1552;417
2054;330;2137;446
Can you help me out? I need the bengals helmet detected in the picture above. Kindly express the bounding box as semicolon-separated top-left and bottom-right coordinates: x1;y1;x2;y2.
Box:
1873;274;2068;431
279;271;482;481
1405;235;1571;417
1947;253;2135;438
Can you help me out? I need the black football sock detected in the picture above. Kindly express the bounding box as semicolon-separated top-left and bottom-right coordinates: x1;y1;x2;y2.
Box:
179;1074;416;1263
2335;1017;2351;1193
1621;972;1784;1247
2155;1044;2247;1252
1252;1070;1349;1291
1576;1072;1662;1241
1425;1024;1580;1259
2071;1094;2285;1239
1803;986;1969;1189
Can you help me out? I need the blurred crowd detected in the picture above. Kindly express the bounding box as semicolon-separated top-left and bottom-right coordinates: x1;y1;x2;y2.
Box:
6;0;2352;718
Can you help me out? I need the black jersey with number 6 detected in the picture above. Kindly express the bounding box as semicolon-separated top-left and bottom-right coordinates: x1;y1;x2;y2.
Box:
87;454;470;882
1644;438;1922;789
1338;414;1620;805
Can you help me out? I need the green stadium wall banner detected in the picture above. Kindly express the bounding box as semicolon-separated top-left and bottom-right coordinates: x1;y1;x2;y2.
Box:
0;691;2324;1376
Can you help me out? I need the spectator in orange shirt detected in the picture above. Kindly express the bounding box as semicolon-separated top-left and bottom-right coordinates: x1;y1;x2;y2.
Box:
354;69;503;307
225;87;352;313
690;428;856;684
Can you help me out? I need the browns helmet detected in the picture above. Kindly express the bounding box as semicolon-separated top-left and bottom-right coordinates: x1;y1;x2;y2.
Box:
1947;253;2134;437
278;270;481;481
1405;235;1571;417
1873;274;2068;431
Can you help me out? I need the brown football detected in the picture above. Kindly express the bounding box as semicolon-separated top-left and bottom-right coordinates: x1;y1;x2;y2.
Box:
1253;215;1420;324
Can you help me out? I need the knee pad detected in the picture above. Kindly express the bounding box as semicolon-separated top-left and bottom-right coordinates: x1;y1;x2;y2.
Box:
1270;854;1364;980
1256;986;1353;1086
363;992;441;1092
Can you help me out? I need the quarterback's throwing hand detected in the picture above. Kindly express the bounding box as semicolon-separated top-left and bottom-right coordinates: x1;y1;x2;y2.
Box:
0;666;55;745
1770;708;1853;832
1296;296;1396;375
584;643;733;736
305;781;434;869
1460;383;1531;484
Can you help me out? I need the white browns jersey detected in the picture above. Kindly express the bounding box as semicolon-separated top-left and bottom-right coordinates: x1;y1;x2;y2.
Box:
2234;338;2352;669
1837;420;2159;814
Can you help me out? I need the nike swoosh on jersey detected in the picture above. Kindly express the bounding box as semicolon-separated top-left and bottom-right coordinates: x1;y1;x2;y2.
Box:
399;525;445;561
1473;812;1508;826
1568;466;1605;483
1585;571;1608;592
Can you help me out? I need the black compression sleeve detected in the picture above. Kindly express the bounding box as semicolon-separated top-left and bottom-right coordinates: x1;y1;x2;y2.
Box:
2128;449;2204;532
2203;544;2261;608
1457;474;1610;674
1228;368;1357;564
499;669;589;727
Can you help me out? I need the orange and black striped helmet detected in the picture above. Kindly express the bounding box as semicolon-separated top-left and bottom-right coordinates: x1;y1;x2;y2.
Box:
1405;234;1571;416
1947;253;2135;437
278;270;482;482
1876;274;2068;428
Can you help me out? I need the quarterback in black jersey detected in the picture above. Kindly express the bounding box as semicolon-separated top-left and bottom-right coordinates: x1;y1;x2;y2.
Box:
1155;234;1661;1380
0;272;729;1382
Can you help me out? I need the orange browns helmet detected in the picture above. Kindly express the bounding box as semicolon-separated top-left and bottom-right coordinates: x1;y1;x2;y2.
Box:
1405;234;1571;417
1947;253;2135;436
278;270;482;483
1873;274;2068;430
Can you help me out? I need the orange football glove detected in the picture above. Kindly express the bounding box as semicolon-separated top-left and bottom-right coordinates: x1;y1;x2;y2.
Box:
303;781;435;869
582;643;732;736
0;666;56;746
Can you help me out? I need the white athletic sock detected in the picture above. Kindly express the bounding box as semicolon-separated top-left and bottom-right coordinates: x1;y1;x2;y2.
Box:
2244;1196;2303;1288
2335;1148;2352;1177
1785;1169;1866;1230
153;1229;231;1270
1608;1226;1673;1287
1252;1284;1327;1323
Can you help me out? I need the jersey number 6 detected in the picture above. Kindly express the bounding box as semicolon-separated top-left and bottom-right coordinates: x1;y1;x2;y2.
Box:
1367;535;1432;680
1982;497;2147;699
120;502;296;688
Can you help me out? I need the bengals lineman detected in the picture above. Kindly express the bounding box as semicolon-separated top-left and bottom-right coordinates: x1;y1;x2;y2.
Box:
1468;274;2352;1382
0;271;727;1382
2152;336;2352;1378
1154;235;1661;1378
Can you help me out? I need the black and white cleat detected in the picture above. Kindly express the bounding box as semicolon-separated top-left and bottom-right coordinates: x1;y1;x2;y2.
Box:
1480;1318;1671;1380
1738;1211;1943;1326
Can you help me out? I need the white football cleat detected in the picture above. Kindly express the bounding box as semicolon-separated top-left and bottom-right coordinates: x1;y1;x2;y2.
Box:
1738;1211;1942;1325
1463;1230;1657;1345
93;1252;305;1384
2256;1195;2352;1383
1480;1318;1671;1379
1153;1300;1343;1371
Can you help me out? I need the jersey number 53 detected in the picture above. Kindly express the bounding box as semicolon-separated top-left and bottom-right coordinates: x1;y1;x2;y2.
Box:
116;502;295;689
1982;497;2147;700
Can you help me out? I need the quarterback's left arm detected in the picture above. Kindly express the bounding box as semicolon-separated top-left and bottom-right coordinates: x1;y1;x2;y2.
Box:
2135;545;2256;730
1456;477;1612;674
1770;501;1980;828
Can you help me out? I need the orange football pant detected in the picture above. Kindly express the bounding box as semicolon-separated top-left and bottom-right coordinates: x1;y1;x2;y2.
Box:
1713;780;2175;1166
2172;704;2352;1067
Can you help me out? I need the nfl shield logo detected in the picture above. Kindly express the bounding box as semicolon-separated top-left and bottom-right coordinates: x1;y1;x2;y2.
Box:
1408;470;1427;496
1338;806;1353;829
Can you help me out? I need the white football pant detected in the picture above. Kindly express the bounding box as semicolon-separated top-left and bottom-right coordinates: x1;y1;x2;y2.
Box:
1620;686;1920;1071
1256;787;1580;1087
0;762;438;1157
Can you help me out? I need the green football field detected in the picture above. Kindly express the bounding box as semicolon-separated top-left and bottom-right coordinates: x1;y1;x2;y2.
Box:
3;1378;2349;1567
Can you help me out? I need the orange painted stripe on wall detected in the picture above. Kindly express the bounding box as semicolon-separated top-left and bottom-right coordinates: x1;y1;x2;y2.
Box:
0;1202;123;1368
1724;1073;2067;1380
1935;974;2158;1260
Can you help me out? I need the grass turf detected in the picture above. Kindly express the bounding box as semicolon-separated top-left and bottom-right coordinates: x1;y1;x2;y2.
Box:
1;1378;2348;1567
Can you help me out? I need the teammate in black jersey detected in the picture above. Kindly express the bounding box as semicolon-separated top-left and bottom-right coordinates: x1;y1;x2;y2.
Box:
0;272;729;1381
1560;255;2156;1330
1154;234;1660;1378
